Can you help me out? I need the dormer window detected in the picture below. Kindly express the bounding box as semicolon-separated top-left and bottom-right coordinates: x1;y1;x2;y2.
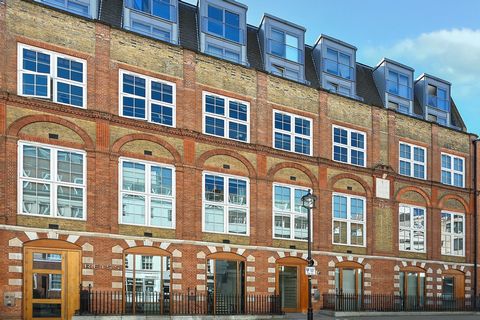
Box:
269;29;301;63
325;81;350;96
427;84;449;111
35;0;97;18
206;5;241;43
324;48;352;80
387;70;410;99
124;0;178;43
259;14;305;83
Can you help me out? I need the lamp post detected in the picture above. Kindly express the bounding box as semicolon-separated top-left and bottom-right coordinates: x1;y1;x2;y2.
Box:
301;190;317;320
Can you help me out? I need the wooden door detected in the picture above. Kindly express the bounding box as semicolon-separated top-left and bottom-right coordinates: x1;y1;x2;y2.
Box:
24;246;81;320
275;257;307;313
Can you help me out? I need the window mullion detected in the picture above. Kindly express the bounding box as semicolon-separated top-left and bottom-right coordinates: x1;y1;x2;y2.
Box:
51;148;57;217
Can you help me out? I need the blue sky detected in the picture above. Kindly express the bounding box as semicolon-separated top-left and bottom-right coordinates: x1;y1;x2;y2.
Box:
185;0;480;135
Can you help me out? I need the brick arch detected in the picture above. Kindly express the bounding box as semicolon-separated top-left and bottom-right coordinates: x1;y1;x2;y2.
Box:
328;173;372;197
112;133;182;163
395;186;431;207
197;149;256;178
207;251;246;261
437;194;469;214
7;114;94;149
267;162;318;188
23;238;81;250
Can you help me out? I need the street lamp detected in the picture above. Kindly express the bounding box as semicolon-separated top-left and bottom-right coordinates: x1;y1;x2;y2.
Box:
301;190;317;320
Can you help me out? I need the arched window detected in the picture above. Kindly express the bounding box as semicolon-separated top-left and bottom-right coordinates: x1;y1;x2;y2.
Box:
124;247;171;315
399;266;425;308
206;253;245;313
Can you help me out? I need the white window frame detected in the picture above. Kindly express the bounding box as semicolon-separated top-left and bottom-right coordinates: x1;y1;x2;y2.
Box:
272;183;311;241
272;110;313;156
202;171;250;236
119;69;176;127
441;153;465;188
35;0;98;19
399;204;426;253
441;211;465;257
331;193;367;247
399;142;427;180
118;157;176;229
18;43;87;109
202;91;250;143
17;141;87;221
332;125;367;167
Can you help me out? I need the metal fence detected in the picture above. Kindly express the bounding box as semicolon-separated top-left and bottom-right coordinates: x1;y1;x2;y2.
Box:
322;293;479;312
78;286;282;316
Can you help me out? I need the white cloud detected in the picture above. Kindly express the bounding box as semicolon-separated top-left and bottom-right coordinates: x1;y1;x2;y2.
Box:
361;28;480;132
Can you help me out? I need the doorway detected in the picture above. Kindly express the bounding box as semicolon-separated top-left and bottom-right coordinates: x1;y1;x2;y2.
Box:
276;257;307;313
24;240;81;320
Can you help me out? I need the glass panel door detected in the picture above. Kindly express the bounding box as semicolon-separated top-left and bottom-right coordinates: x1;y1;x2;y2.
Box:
279;266;298;310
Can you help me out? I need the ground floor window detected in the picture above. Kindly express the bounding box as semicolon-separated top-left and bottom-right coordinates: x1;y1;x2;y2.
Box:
124;248;171;315
206;254;245;314
442;270;465;303
335;262;363;295
399;269;425;308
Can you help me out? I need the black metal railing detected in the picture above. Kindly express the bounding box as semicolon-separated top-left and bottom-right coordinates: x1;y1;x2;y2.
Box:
78;286;282;316
322;293;479;312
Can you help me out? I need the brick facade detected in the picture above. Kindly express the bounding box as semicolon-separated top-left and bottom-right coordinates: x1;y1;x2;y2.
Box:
0;1;478;319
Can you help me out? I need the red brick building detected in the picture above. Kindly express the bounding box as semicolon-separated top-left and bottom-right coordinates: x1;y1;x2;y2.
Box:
0;0;479;319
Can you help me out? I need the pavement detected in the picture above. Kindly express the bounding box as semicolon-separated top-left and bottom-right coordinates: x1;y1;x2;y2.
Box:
283;313;480;319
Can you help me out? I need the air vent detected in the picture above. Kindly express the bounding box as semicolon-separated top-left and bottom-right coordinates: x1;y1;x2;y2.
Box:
48;133;59;140
222;239;230;244
347;186;353;191
290;176;296;181
144;232;153;237
289;245;296;249
144;150;152;156
346;250;352;254
48;224;59;230
223;164;230;169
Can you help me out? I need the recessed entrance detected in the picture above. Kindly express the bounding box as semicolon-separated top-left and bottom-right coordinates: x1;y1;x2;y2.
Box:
24;240;81;320
276;257;307;313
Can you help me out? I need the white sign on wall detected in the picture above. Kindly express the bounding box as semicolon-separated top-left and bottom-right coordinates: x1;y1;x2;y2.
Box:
376;178;390;199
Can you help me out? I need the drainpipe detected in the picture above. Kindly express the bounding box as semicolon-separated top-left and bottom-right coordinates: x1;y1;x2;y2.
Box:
474;138;479;305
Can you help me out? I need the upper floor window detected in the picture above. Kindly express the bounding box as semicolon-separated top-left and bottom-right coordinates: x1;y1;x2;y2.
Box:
399;204;426;253
206;5;241;43
203;172;249;235
270;64;299;81
203;92;249;142
269;29;301;63
206;44;240;63
124;0;177;43
388;101;410;115
273;184;309;241
35;0;97;18
332;193;366;247
273;110;312;156
324;48;352;80
119;70;175;127
441;153;464;188
399;142;426;180
325;81;350;97
18;44;87;108
441;211;465;256
332;126;366;167
427;84;449;112
387;70;410;99
120;158;175;228
18;142;86;220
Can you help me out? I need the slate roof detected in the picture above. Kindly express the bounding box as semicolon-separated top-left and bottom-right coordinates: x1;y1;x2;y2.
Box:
95;0;467;132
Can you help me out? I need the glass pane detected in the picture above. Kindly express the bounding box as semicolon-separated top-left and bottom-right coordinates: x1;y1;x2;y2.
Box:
441;212;451;233
122;162;145;192
205;116;225;137
350;198;364;221
57;151;83;184
205;175;224;202
32;303;62;318
32;273;61;299
23;145;51;179
333;221;347;244
294;215;308;240
274;186;291;210
274;112;291;131
229;101;248;121
274;132;291;151
294;189;308;213
333;195;347;219
22;182;51;215
228;209;247;234
205;95;225;115
342;269;356;294
407;272;418;297
151;166;172;196
33;253;62;270
274;215;290;238
228;179;247;205
151;199;172;228
122;194;145;224
57;186;83;218
442;277;454;299
280;266;298;309
215;260;239;295
350;223;364;246
399;144;411;159
205;205;224;232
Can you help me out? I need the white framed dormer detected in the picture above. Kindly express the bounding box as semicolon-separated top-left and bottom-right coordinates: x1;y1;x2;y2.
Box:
272;109;313;156
118;157;176;229
199;0;248;65
313;34;357;98
272;183;311;241
202;91;250;143
119;69;176;127
259;14;305;83
373;58;414;115
18;43;87;109
202;171;250;236
35;0;98;19
17;141;87;221
123;0;179;44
